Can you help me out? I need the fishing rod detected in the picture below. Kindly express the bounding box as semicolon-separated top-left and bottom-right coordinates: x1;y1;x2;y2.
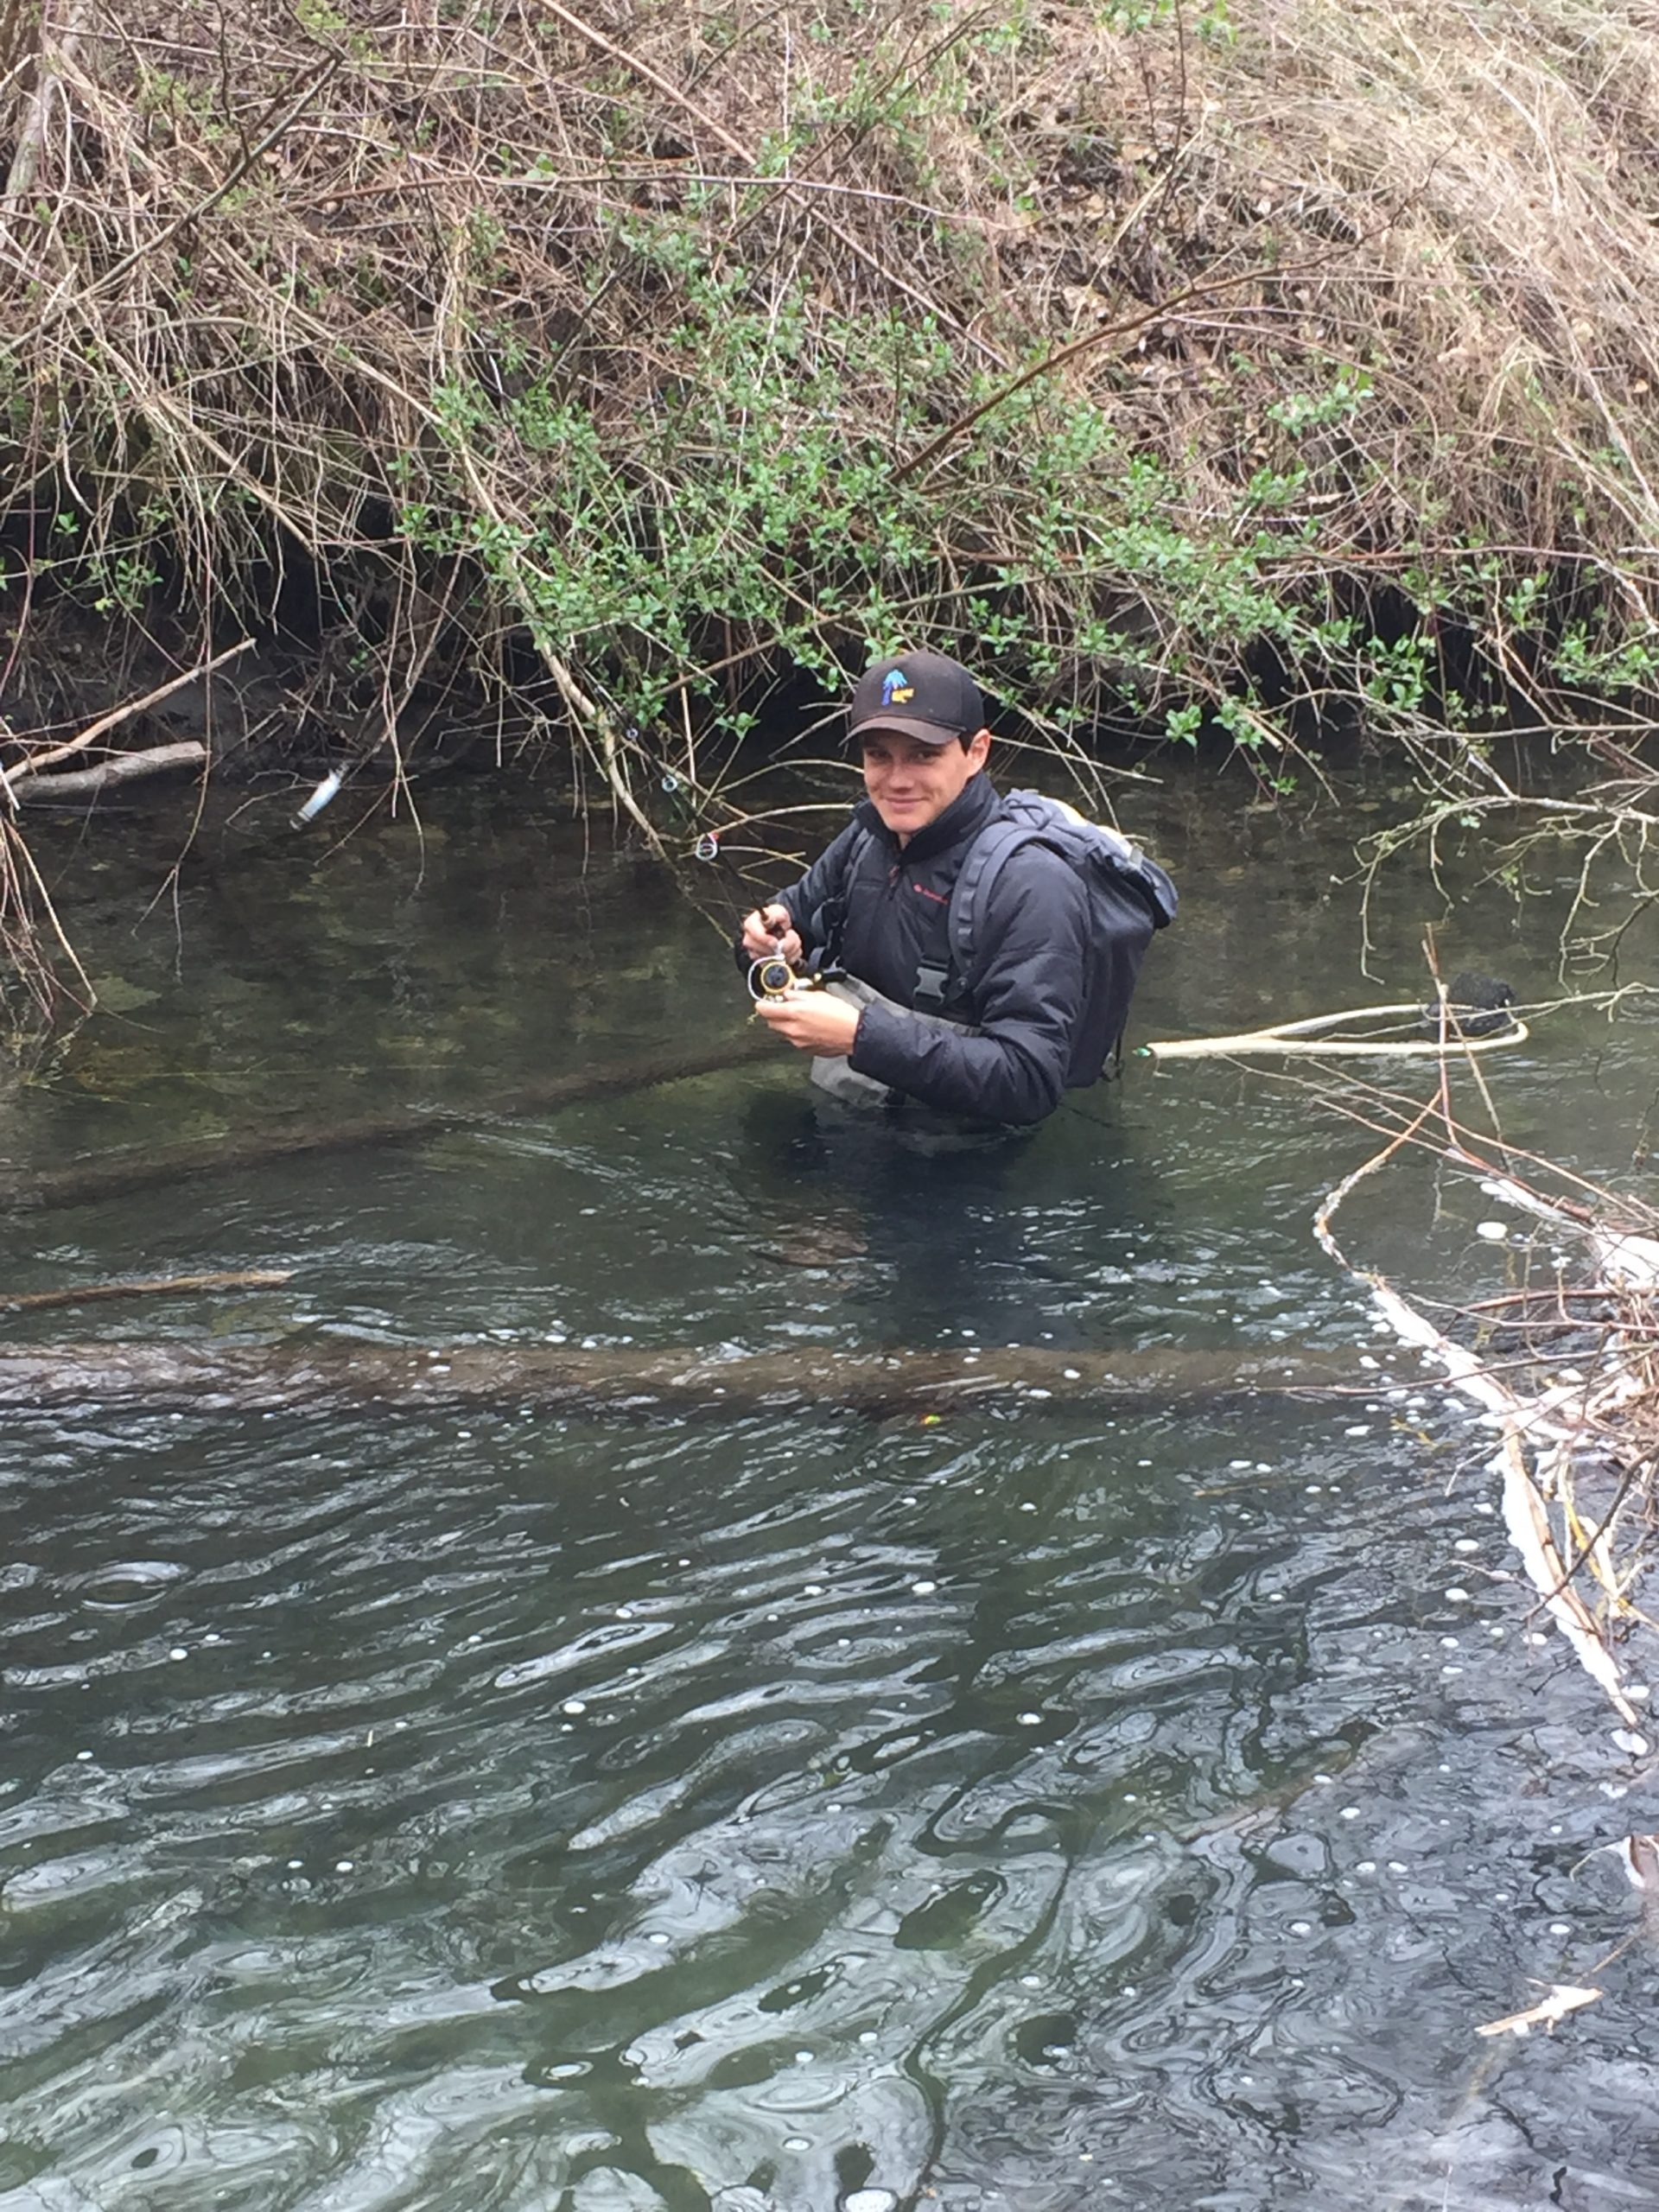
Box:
661;771;822;1000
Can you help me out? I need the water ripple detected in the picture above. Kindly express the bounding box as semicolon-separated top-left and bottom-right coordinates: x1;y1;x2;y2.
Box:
6;791;1659;2208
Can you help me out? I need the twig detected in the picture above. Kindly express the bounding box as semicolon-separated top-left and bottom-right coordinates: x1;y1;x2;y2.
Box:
527;0;1009;365
890;234;1390;486
1;44;349;355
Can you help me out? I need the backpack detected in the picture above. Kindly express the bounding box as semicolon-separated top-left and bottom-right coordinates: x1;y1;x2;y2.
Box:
908;791;1178;1087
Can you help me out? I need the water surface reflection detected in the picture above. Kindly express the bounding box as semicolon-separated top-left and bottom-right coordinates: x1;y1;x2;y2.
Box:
2;772;1656;2212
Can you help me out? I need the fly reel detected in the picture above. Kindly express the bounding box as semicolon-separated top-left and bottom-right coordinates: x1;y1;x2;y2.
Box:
747;955;813;1001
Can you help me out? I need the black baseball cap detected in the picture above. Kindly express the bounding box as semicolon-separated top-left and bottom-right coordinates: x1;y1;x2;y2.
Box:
847;650;985;747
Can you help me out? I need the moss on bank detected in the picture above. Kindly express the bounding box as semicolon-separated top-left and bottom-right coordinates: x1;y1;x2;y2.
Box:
2;0;1657;831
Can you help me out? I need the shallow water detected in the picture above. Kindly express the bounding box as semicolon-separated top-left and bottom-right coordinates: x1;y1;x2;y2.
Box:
2;764;1657;2212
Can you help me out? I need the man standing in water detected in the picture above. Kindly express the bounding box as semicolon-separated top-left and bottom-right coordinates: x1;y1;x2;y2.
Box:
739;650;1166;1127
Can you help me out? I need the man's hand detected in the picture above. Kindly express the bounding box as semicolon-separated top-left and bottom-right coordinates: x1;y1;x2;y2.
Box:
753;988;862;1056
740;904;803;964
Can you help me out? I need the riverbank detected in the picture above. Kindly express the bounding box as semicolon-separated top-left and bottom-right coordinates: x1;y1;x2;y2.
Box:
3;0;1657;832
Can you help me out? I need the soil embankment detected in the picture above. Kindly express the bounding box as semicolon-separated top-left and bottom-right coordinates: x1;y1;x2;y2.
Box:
3;0;1656;823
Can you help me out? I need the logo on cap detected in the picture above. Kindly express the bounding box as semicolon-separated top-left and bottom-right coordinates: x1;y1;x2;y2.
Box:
880;668;914;707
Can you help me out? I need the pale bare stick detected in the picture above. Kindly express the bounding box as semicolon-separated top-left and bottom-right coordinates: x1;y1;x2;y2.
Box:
10;740;207;802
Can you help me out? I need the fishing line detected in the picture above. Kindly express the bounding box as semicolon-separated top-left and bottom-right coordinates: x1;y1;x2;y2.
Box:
652;766;760;941
688;818;760;936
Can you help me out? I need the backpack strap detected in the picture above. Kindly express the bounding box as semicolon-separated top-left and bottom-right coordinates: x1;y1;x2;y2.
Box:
810;822;876;972
912;814;1037;1007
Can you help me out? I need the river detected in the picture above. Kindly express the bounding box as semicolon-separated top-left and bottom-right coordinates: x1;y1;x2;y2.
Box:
1;756;1656;2211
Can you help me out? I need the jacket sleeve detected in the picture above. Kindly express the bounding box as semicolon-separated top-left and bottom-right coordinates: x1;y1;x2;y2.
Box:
731;817;864;976
846;845;1089;1125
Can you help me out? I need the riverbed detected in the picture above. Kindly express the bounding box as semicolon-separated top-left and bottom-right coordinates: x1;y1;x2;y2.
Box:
1;759;1656;2212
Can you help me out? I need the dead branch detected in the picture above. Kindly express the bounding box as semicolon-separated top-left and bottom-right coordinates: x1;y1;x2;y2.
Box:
2;639;251;786
3;0;89;208
10;738;207;799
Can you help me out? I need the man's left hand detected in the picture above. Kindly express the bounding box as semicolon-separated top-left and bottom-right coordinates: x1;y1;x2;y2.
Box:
753;989;862;1056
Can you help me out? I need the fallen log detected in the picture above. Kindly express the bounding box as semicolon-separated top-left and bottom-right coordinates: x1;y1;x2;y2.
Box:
0;1032;776;1214
2;639;252;792
0;1337;1367;1417
10;740;208;803
0;1268;293;1313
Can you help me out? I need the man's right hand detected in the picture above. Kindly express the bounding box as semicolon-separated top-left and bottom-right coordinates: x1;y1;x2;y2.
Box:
741;904;803;964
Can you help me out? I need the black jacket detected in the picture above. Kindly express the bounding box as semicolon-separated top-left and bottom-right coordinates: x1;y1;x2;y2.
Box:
764;773;1090;1126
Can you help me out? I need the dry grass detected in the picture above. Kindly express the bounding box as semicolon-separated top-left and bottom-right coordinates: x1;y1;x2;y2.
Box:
0;0;1657;832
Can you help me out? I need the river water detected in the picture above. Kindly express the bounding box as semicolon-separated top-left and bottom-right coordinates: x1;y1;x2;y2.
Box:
2;760;1656;2212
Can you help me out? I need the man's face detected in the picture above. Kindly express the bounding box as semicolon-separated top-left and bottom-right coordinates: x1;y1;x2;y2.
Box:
859;728;991;842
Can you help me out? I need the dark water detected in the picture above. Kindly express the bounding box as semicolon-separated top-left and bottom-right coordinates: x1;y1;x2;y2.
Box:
2;766;1657;2212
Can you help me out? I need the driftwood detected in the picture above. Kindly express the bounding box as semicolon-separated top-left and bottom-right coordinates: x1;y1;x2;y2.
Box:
10;740;208;802
0;1337;1364;1416
2;639;251;791
0;1033;776;1213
